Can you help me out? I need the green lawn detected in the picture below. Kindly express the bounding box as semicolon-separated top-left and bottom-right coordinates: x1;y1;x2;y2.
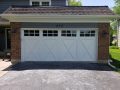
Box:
110;49;120;61
109;47;120;68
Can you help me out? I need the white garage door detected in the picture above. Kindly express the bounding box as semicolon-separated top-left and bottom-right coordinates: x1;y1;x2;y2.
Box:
21;28;98;61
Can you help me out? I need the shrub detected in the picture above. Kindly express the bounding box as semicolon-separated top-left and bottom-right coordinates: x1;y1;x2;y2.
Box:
110;46;119;49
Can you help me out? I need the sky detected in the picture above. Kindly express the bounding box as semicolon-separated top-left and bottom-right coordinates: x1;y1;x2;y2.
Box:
80;0;115;8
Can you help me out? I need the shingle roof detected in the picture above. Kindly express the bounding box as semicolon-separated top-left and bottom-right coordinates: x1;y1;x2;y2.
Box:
3;6;115;15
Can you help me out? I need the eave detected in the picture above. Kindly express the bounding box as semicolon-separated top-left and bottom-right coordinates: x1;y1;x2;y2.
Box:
1;14;119;23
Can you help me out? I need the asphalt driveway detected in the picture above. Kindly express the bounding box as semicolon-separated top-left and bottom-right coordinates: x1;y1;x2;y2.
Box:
0;62;120;90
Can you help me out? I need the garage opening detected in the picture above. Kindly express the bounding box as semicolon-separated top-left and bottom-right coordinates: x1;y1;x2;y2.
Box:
21;28;98;62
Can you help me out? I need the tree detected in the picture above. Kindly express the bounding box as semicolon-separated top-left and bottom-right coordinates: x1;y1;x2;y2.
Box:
113;0;120;14
114;0;120;6
112;0;120;30
68;0;82;6
110;0;120;46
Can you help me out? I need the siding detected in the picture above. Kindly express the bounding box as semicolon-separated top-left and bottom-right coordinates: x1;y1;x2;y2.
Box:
21;23;98;28
0;0;29;13
52;0;66;6
0;0;66;13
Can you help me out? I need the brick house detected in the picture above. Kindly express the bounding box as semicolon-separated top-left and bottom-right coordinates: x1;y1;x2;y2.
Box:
0;0;117;64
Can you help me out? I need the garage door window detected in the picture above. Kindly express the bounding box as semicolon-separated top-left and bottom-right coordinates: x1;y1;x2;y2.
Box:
80;30;95;37
43;30;58;37
61;30;76;37
24;30;39;36
42;2;50;6
32;2;40;6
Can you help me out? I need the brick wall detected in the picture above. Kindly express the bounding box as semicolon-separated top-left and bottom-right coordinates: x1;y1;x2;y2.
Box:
10;22;21;64
10;22;110;63
98;23;110;62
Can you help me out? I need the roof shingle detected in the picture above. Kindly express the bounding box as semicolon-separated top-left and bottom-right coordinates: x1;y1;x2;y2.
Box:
3;6;115;15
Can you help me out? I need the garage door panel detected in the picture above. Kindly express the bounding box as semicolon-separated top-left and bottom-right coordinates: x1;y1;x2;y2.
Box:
77;39;96;61
21;29;98;62
77;41;91;61
86;40;97;60
22;39;41;61
61;39;76;60
42;39;76;61
42;39;58;61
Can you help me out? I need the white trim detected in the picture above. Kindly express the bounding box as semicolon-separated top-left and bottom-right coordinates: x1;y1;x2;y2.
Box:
1;16;113;23
66;0;68;6
1;14;118;23
29;0;51;6
21;28;99;30
2;14;119;18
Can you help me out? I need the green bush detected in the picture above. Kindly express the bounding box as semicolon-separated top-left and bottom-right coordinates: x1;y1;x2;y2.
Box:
110;46;119;49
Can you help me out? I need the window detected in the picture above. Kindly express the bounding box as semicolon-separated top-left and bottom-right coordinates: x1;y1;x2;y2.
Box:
61;30;76;37
30;0;51;6
80;30;95;37
32;1;40;6
43;30;58;37
42;2;49;6
24;30;39;36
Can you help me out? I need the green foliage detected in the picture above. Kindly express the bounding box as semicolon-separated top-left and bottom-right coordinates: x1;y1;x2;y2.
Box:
113;6;120;14
110;46;119;49
109;0;120;46
110;48;120;61
110;26;117;46
114;0;120;6
68;0;82;6
110;48;120;68
113;0;120;14
110;21;117;30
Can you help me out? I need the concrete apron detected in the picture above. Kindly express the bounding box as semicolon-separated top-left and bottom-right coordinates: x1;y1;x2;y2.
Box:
0;60;12;77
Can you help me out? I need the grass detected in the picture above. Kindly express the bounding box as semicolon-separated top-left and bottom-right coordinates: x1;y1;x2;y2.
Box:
109;46;120;69
110;49;120;61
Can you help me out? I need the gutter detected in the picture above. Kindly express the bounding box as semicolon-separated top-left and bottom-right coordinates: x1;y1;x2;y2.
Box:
1;14;120;18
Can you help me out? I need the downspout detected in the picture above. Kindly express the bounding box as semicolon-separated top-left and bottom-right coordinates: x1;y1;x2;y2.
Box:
108;59;118;70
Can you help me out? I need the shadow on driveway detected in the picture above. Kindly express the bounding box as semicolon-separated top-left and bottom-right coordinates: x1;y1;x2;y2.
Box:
10;61;114;71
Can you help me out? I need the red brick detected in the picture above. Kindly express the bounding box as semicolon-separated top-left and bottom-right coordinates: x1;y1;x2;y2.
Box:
98;23;110;62
10;22;110;63
10;22;21;64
